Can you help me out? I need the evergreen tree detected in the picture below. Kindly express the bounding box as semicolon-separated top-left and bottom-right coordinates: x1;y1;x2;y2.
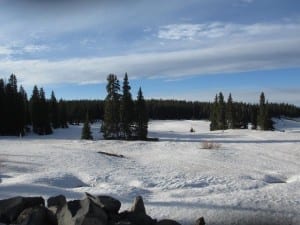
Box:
257;92;267;130
30;85;41;134
17;86;28;136
39;88;52;135
210;94;218;131
50;91;60;129
217;92;226;130
0;79;5;135
120;73;134;139
134;87;148;140
103;74;120;139
81;112;93;140
58;99;68;128
226;93;234;129
5;74;20;135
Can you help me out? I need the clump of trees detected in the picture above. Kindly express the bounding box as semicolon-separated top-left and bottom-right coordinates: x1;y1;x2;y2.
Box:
210;92;273;131
0;74;27;136
102;73;148;140
0;74;68;136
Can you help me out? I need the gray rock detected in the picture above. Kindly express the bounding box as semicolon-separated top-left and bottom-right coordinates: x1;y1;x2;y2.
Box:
130;196;146;215
0;196;44;223
97;196;121;214
16;206;57;225
156;219;182;225
48;195;67;209
119;211;156;225
54;195;108;225
195;217;205;225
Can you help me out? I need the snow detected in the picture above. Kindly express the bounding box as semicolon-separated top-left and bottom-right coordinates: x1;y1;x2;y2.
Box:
0;119;300;225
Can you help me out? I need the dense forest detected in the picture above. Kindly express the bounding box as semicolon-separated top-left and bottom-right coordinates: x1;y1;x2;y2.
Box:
1;74;300;136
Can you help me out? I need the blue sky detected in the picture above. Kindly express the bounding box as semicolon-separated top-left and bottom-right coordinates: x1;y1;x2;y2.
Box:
0;0;299;105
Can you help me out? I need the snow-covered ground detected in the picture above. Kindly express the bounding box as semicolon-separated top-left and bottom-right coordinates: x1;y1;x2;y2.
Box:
0;119;299;225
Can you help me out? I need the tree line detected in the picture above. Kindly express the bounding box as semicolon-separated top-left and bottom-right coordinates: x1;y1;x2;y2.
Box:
1;74;300;137
0;74;68;136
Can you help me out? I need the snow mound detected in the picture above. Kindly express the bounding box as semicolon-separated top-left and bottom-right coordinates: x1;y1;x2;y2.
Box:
35;174;89;188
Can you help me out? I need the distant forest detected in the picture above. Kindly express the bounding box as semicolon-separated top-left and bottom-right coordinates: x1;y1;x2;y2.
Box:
1;74;300;136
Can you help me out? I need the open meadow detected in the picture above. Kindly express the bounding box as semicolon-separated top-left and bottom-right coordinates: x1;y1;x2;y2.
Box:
0;119;299;225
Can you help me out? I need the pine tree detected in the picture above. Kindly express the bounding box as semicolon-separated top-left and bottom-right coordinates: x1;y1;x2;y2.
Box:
17;86;28;136
5;74;21;135
103;74;120;139
217;92;226;130
210;94;218;131
81;112;93;140
0;79;5;135
134;87;148;140
50;91;60;129
226;93;234;129
58;99;68;128
30;85;41;134
39;88;52;135
120;73;134;139
257;92;267;130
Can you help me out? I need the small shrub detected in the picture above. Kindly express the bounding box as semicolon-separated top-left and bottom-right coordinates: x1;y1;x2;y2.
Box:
201;141;221;149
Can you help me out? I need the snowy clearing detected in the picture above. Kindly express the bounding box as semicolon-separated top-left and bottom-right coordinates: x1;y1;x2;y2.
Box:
0;119;300;225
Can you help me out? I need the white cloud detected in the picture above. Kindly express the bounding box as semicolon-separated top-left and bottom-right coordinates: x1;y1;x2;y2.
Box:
241;0;254;3
0;45;13;56
158;21;300;41
22;44;49;53
0;37;299;87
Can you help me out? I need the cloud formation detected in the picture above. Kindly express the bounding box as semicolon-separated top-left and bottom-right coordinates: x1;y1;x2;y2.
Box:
1;37;299;86
158;21;300;41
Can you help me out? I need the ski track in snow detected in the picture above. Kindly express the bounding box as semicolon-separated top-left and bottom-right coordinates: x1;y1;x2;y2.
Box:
0;119;300;225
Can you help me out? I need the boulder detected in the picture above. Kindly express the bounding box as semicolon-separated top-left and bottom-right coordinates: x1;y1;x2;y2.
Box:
156;219;182;225
97;196;121;214
48;195;67;209
119;211;156;225
54;195;108;225
195;217;205;225
130;196;146;215
0;196;44;223
16;206;57;225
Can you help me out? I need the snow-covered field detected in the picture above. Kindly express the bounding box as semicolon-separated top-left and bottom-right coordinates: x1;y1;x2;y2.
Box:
0;119;299;225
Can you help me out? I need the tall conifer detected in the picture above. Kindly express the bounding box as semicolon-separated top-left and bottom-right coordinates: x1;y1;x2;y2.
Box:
218;92;226;130
0;79;5;135
226;93;234;129
103;74;120;139
134;87;148;140
210;94;218;131
50;91;60;129
58;99;68;128
30;85;41;134
39;88;52;135
120;73;134;139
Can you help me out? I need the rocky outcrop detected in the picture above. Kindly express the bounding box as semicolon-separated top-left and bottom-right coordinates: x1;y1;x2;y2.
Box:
0;194;204;225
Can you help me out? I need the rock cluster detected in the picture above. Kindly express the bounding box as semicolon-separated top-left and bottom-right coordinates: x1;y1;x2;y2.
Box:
0;194;205;225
